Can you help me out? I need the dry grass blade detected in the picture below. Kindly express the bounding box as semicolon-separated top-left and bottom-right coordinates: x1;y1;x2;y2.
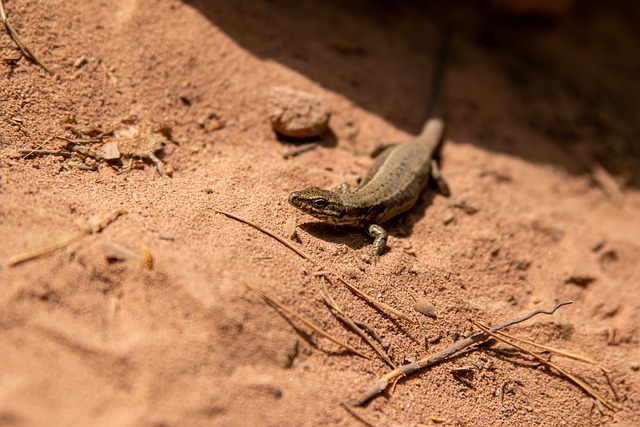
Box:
495;329;600;365
590;162;623;206
321;278;395;368
20;132;61;159
214;208;410;321
245;284;368;358
214;208;314;263
332;273;411;322
4;209;126;267
0;0;53;75
473;321;615;410
340;402;378;427
18;149;72;157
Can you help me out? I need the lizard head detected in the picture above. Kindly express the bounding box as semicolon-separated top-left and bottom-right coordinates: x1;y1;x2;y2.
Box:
288;187;351;225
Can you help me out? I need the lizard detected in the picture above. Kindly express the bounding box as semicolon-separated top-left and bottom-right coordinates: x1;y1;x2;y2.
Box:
288;35;451;263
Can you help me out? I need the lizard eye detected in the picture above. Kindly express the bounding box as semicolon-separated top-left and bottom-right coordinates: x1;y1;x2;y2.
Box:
312;199;329;209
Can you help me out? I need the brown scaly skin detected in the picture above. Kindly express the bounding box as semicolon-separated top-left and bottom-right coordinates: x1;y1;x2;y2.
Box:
289;118;449;263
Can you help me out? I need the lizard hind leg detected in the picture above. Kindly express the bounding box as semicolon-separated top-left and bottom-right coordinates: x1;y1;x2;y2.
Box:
367;224;388;264
430;159;451;197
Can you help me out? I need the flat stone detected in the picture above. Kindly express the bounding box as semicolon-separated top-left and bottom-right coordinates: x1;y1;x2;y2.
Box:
268;86;330;138
100;141;121;160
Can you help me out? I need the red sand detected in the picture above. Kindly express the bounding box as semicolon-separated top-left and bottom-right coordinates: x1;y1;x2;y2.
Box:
1;1;639;425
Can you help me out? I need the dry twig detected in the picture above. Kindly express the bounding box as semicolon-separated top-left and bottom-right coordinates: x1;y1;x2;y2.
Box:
19;132;61;159
4;209;126;267
321;278;395;368
245;284;367;358
214;208;410;321
353;301;572;406
354;320;390;349
474;321;615;410
493;329;600;366
0;0;52;75
18;149;72;158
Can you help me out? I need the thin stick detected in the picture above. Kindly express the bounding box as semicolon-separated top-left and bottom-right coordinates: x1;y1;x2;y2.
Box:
4;209;126;267
354;320;389;349
340;402;378;427
245;284;368;359
214;208;410;321
353;301;572;406
0;0;53;75
495;329;600;365
19;149;72;158
321;278;395;368
474;321;615;410
216;208;312;262
20;132;61;159
54;136;105;144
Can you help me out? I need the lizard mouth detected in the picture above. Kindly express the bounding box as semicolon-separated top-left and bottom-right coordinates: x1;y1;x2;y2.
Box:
288;191;316;214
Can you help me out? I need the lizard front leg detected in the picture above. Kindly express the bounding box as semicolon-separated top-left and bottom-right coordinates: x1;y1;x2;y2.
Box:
367;224;388;264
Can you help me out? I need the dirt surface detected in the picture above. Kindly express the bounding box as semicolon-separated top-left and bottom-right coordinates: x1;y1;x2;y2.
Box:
1;0;640;426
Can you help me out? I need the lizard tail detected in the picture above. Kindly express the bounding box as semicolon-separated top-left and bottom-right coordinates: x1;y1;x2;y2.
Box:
422;18;453;128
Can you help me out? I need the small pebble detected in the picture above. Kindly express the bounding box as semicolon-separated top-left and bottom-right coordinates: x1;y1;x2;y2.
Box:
73;55;88;68
341;267;359;279
414;298;437;318
268;86;330;138
284;216;298;241
100;141;120;160
140;245;153;270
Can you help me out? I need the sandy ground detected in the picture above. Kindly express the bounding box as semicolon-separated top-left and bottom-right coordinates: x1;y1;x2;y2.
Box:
1;0;639;426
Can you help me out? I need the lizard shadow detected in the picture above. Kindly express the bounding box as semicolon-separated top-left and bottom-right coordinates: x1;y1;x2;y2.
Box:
298;222;370;252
